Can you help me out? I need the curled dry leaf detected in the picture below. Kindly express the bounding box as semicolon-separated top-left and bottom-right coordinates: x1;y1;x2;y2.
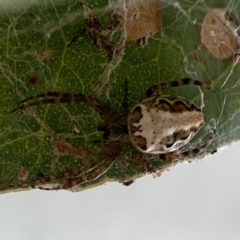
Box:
200;8;239;59
114;0;162;43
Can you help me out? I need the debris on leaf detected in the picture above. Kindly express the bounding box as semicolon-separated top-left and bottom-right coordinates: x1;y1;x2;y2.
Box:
67;2;116;60
114;0;162;44
28;74;38;85
200;8;239;59
40;48;53;62
18;166;29;181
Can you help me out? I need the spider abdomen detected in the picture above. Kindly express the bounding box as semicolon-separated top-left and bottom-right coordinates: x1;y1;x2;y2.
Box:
128;95;203;154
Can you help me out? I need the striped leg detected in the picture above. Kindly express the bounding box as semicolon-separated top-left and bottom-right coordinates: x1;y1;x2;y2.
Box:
10;92;115;117
38;141;123;190
122;79;128;115
144;78;214;98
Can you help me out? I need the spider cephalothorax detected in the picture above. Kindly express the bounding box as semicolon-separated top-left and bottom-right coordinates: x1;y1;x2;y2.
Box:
12;78;214;163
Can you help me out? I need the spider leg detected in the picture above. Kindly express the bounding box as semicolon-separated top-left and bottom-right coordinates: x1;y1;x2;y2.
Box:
10;92;63;112
1;142;123;191
96;80;129;141
159;133;215;161
144;78;214;98
11;92;115;117
39;156;115;190
38;141;123;190
122;79;128;115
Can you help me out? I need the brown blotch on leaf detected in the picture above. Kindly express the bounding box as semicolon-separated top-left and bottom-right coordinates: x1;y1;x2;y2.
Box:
18;166;29;181
201;8;239;59
28;74;38;84
40;48;53;61
192;51;202;63
123;0;162;43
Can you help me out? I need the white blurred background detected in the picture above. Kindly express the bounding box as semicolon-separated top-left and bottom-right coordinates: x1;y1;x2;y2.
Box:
1;143;240;240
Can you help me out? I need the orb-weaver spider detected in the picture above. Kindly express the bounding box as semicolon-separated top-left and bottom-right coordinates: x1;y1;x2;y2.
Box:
11;78;214;190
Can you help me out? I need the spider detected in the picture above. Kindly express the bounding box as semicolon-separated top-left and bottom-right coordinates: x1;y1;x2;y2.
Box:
11;78;214;190
12;78;214;156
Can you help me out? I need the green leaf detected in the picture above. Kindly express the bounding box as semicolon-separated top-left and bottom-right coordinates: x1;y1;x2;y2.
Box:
1;0;239;193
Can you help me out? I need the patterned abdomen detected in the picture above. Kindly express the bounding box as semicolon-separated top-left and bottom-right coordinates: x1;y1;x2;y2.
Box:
128;95;203;154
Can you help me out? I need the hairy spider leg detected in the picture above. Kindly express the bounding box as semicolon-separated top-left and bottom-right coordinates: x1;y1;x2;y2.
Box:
38;142;123;190
96;80;129;142
4;151;101;191
11;92;77;113
144;78;214;98
2;141;123;191
160;132;215;161
38;156;114;190
122;79;128;115
11;92;115;117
